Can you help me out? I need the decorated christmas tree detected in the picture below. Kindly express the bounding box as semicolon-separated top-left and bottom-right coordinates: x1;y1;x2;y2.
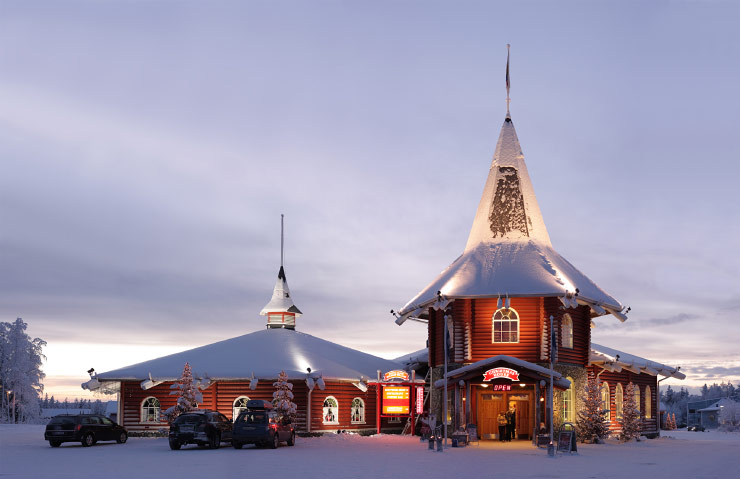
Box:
576;375;610;443
619;383;642;441
162;362;202;424
273;370;297;418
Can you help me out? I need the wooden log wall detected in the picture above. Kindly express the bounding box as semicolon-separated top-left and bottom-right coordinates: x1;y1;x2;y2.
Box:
587;367;659;434
470;297;543;363
544;298;591;366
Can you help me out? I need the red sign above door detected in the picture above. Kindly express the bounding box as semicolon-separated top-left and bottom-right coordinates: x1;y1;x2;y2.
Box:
482;367;520;382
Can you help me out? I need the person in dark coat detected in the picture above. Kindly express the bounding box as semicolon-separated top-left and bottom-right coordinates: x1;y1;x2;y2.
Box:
497;412;507;442
506;405;517;441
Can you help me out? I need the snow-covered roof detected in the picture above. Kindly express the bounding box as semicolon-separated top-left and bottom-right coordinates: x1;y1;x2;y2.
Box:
396;113;625;323
393;348;428;366
260;266;302;316
93;328;401;384
433;354;571;390
590;343;686;379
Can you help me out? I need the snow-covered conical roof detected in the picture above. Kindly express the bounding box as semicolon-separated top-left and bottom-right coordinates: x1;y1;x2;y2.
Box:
260;266;302;317
396;111;625;323
94;328;401;383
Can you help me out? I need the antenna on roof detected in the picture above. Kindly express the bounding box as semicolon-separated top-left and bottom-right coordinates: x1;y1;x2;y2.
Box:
280;214;284;268
505;44;511;116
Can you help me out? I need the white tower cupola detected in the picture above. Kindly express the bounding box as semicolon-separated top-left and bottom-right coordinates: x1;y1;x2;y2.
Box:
260;215;302;329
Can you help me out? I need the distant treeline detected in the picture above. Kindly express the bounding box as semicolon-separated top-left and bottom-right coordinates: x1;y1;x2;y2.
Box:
41;395;107;414
661;381;738;427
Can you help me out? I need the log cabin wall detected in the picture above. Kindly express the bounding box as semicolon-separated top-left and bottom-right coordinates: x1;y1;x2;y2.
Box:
470;297;543;363
428;308;446;368
587;367;659;434
543;298;591;366
121;379;383;433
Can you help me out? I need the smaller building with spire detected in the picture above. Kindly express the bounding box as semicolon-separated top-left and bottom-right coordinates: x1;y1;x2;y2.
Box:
261;216;302;329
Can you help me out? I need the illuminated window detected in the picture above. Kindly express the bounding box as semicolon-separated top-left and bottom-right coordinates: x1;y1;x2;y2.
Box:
615;383;624;420
645;386;652;419
562;314;573;349
562;376;575;422
233;396;250;421
633;384;641;415
351;398;365;424
141;397;160;423
323;396;339;425
600;382;611;422
492;308;519;343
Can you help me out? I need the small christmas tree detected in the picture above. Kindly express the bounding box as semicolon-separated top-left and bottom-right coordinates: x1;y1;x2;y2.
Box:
162;362;202;424
619;383;642;441
576;375;610;443
671;413;677;430
273;370;297;418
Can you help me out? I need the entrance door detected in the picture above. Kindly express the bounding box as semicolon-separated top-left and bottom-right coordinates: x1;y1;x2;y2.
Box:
477;392;506;439
507;394;531;440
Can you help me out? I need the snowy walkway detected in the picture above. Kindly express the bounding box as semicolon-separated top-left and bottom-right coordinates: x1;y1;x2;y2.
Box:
1;425;738;479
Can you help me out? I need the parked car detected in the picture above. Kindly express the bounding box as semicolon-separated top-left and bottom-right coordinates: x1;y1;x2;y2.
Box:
232;400;295;449
44;414;128;447
168;410;233;450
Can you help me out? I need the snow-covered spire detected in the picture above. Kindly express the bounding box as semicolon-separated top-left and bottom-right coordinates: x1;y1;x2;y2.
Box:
464;51;551;251
260;215;302;329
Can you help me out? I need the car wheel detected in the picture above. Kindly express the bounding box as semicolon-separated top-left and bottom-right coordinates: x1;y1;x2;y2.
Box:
270;432;279;449
116;432;128;444
232;441;243;449
287;431;295;446
169;439;181;450
209;433;221;449
49;440;62;448
81;433;94;447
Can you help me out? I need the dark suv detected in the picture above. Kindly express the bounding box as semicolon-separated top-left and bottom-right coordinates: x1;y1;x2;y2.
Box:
168;410;233;449
232;400;295;449
44;414;127;447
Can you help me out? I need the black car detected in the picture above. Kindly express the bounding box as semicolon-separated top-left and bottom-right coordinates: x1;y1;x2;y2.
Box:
44;414;128;447
232;400;295;449
168;410;233;449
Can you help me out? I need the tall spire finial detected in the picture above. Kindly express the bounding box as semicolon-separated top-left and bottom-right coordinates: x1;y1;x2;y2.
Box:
280;214;284;268
505;44;511;116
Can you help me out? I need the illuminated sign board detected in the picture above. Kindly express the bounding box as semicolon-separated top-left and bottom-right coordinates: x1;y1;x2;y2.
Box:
492;385;511;391
382;386;410;414
415;386;424;414
383;370;410;382
482;367;520;382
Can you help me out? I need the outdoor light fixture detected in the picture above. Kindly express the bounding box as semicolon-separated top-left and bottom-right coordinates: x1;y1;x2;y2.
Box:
497;296;503;309
140;373;163;390
306;377;315;391
316;376;326;390
249;373;258;390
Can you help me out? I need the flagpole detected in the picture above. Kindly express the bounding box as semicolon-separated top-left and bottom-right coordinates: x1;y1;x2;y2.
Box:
505;44;511;115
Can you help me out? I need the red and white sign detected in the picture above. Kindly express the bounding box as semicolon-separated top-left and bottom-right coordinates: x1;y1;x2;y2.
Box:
415;386;424;414
383;370;410;382
382;386;410;414
492;384;511;391
482;367;520;382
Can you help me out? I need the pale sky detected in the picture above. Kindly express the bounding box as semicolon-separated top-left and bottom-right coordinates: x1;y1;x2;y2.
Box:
1;0;738;399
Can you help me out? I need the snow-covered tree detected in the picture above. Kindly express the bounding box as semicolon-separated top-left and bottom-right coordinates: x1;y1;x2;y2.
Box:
619;383;642;441
272;370;297;418
719;399;740;431
0;318;46;423
162;363;202;424
576;375;610;443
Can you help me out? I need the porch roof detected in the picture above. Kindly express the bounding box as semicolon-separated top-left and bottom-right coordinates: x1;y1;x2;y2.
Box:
433;355;571;390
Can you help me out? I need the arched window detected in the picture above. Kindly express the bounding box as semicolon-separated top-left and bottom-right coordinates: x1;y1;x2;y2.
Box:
141;397;160;423
633;384;641;415
323;396;339;425
233;396;250;420
615;383;624;420
600;382;611;422
645;386;652;419
492;308;519;343
351;398;365;424
562;376;575;423
561;314;573;349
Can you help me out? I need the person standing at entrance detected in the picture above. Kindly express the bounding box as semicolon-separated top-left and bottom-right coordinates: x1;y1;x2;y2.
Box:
506;405;517;441
497;412;507;442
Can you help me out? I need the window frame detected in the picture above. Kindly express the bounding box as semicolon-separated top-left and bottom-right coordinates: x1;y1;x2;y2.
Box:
492;307;520;344
645;386;652;419
600;382;611;422
615;383;624;420
634;384;641;415
233;396;250;421
561;313;573;349
322;396;339;425
562;376;575;423
141;396;161;423
350;397;366;425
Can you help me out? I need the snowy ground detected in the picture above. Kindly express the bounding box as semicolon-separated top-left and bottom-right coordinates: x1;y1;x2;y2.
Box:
1;426;739;479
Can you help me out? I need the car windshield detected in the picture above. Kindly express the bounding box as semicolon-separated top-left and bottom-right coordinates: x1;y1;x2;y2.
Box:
239;412;267;424
49;417;76;425
174;415;205;424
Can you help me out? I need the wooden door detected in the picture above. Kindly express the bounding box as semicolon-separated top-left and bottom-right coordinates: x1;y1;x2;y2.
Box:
477;392;506;438
506;393;531;439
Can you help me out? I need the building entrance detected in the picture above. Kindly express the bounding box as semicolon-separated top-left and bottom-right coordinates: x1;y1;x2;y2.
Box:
476;387;533;440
